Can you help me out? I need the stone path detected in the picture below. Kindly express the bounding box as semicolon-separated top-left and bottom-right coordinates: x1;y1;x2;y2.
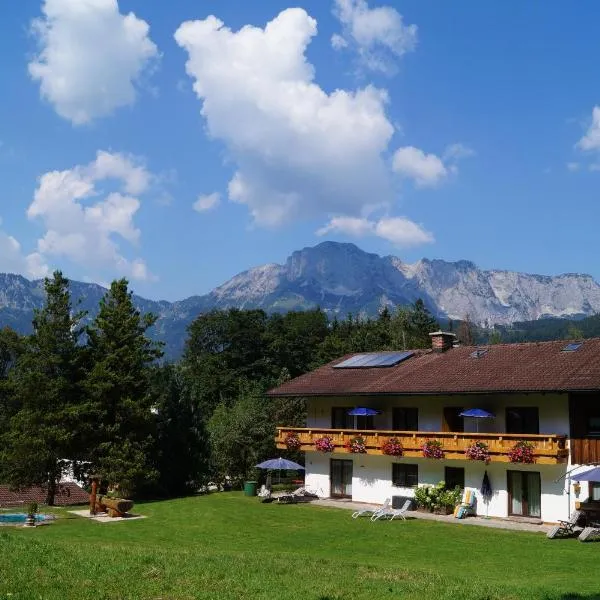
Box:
312;498;551;533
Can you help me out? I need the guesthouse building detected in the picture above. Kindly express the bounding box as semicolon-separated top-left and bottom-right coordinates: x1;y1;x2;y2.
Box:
268;333;600;523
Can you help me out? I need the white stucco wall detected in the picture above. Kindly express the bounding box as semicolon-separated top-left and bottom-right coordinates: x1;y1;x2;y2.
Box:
303;393;573;522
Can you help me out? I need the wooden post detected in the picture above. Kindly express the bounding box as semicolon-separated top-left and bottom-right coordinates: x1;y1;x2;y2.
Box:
90;477;99;515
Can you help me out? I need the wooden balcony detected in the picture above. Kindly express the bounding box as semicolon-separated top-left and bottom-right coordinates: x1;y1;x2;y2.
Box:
276;427;569;465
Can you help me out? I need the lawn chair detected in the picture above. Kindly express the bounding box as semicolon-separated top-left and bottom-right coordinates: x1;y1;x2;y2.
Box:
276;486;318;504
258;485;274;503
371;499;412;521
546;510;583;539
454;488;477;519
352;498;391;519
578;521;600;542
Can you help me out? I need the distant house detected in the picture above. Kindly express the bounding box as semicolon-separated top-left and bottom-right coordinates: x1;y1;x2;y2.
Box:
268;332;600;523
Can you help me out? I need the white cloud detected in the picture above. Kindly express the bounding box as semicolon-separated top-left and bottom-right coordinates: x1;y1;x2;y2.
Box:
577;106;600;151
0;219;49;279
317;215;433;247
175;8;395;227
331;0;417;74
567;162;580;172
28;0;159;125
392;143;473;188
193;192;220;212
443;143;475;162
392;146;449;187
27;151;155;281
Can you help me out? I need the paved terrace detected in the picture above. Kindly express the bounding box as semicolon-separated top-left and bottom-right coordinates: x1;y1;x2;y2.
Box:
312;498;552;533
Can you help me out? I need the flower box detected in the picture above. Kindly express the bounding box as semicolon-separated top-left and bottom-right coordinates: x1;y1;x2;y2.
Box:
315;436;335;453
346;435;367;454
381;437;403;456
422;439;444;459
284;432;302;451
465;441;490;464
508;440;535;463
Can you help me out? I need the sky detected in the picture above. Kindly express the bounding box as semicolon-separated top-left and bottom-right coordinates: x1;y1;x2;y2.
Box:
2;1;600;301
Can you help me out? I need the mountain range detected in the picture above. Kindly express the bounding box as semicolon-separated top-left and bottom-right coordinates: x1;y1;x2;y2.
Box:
1;241;600;359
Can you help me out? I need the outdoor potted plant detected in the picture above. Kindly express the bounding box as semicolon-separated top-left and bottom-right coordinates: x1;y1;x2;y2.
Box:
508;440;535;463
381;437;403;456
465;441;491;464
314;436;335;453
284;432;302;451
346;435;367;454
422;439;444;459
24;501;38;528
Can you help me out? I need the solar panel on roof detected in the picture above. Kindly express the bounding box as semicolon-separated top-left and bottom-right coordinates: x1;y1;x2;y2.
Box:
333;351;414;369
562;342;582;352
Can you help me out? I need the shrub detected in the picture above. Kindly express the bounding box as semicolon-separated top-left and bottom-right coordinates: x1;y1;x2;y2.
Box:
25;502;38;517
315;436;335;453
465;441;490;464
508;440;535;463
414;481;461;512
422;439;444;459
346;435;367;454
381;437;403;456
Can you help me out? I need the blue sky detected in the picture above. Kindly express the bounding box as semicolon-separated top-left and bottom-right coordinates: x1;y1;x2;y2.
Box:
2;0;600;301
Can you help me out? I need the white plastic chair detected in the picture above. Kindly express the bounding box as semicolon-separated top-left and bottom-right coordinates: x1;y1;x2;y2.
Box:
371;499;412;521
352;498;391;519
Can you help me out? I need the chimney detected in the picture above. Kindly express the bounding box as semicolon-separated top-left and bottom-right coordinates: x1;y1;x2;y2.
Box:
429;331;456;353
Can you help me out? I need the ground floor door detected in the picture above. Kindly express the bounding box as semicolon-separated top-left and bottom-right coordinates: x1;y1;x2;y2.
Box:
330;459;353;498
507;470;541;518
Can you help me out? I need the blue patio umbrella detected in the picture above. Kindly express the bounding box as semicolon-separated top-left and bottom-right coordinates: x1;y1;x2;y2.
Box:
459;408;495;432
256;458;305;470
256;458;305;485
574;467;600;482
347;407;381;429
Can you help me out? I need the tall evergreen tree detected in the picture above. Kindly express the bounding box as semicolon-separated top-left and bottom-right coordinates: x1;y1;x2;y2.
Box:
84;279;162;496
0;272;85;505
409;299;439;347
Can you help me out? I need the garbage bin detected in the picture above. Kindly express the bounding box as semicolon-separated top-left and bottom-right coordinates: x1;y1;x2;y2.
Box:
244;481;258;497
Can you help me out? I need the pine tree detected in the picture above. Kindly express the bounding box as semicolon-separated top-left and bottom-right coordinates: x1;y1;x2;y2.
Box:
409;299;439;348
84;279;162;496
0;272;85;505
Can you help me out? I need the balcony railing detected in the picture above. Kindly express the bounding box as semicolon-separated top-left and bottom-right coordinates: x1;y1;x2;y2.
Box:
276;427;569;465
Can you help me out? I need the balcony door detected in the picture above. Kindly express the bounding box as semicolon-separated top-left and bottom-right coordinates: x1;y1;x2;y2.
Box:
506;407;539;434
330;459;353;498
442;407;464;432
507;471;541;518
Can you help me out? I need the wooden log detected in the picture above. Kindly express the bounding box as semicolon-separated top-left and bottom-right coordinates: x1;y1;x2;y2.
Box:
97;496;134;515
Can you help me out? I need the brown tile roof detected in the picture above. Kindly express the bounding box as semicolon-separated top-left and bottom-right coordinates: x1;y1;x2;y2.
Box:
267;338;600;397
0;482;89;507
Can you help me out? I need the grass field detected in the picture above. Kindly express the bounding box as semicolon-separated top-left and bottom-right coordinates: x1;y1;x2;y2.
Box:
0;493;599;600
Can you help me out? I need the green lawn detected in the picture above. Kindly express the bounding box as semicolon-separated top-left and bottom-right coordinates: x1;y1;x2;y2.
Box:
0;493;598;600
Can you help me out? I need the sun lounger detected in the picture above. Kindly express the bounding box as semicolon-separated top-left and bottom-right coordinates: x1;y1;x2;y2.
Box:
352;498;391;519
454;488;477;519
276;486;319;504
546;510;583;539
578;521;600;542
371;499;412;521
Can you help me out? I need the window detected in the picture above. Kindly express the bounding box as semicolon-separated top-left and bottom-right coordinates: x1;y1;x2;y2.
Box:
331;407;353;429
588;416;600;437
393;407;418;431
591;483;600;502
392;464;418;488
444;467;465;490
506;407;539;435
